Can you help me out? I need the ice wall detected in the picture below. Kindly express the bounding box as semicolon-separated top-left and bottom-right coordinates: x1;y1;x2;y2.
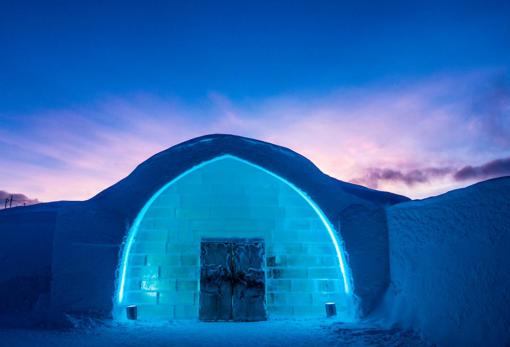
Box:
384;177;510;346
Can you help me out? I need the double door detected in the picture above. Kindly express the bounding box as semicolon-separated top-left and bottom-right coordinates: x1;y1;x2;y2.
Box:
199;238;266;321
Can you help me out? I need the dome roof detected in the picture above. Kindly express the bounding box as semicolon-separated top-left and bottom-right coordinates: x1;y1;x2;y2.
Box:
91;134;409;224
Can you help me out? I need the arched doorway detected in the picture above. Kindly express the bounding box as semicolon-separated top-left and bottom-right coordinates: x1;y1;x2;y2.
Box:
114;155;356;321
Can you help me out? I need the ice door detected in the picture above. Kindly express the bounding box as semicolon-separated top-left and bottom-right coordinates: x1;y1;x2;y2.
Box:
199;240;233;321
232;239;266;321
199;238;266;322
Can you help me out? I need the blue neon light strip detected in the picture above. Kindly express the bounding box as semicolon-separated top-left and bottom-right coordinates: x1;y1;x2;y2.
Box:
116;154;353;304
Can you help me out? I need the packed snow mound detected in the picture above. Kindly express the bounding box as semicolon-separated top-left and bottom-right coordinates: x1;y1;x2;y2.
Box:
383;176;510;346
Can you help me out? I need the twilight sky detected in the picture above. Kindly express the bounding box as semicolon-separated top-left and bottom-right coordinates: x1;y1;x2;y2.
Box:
1;1;509;203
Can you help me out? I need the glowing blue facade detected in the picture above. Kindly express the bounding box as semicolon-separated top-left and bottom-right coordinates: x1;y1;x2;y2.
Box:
115;155;356;320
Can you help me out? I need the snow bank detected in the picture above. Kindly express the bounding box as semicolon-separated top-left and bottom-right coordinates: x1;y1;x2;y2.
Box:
384;177;510;346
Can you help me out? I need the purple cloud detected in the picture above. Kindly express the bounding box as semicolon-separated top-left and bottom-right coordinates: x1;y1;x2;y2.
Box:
351;167;454;189
454;157;510;181
351;156;510;190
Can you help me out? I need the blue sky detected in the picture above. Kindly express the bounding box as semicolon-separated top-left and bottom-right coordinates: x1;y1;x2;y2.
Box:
1;1;509;202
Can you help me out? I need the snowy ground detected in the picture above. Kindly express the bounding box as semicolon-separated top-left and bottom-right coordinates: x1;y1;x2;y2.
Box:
0;318;431;347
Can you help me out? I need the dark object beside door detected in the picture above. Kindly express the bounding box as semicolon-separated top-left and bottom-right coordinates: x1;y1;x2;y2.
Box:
199;238;266;321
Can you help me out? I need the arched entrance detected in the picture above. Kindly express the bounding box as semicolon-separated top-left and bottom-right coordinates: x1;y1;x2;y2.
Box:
114;155;356;321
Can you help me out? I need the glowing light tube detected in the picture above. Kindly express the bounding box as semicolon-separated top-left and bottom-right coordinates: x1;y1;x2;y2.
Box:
116;154;353;304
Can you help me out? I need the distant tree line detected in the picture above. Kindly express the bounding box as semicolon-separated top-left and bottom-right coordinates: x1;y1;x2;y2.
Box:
3;195;31;209
0;191;39;209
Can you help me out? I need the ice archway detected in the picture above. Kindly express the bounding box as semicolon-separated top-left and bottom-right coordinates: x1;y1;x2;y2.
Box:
115;155;356;320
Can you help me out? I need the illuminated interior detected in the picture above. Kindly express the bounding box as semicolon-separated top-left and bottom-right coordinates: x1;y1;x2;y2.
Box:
114;155;356;320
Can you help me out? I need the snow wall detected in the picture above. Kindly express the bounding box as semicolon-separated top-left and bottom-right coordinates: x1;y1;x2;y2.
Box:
0;202;70;326
339;205;390;316
384;177;510;346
